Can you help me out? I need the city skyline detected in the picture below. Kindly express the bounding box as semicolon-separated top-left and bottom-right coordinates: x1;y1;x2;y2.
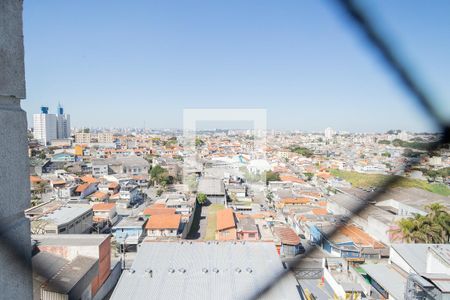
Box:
22;1;450;131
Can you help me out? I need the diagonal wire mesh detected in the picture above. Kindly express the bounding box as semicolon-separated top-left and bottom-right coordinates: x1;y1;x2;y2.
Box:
0;0;448;298
249;0;449;298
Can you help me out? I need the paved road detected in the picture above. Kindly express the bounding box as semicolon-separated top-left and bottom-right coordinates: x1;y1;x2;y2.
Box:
186;204;208;240
198;205;208;239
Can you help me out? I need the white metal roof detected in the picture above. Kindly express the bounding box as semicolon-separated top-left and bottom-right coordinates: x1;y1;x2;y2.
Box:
111;241;300;300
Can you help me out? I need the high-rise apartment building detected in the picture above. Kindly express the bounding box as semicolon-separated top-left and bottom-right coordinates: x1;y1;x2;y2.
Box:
33;106;57;145
324;127;335;140
56;104;71;139
33;105;71;145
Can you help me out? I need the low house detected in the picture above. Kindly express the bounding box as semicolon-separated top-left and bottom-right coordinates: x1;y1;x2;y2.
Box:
92;159;109;177
75;182;98;199
280;197;310;207
50;152;75;162
31;203;93;235
92;202;118;229
143;206;176;218
319;225;387;259
229;196;253;211
237;217;260;240
145;214;182;238
216;208;237;240
132;174;149;187
116;182;143;208
164;193;193;216
225;183;247;198
198;178;226;205
89;191;109;202
112;216;146;249
273;226;304;257
118;156;150;175
98;181;120;194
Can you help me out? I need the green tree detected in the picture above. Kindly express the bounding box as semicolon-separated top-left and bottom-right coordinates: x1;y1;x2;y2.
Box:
150;165;170;186
38;151;47;160
265;171;280;185
195;137;205;147
304;172;314;181
35;181;49;199
197;192;207;205
378;140;391;145
290;146;313;158
389;203;449;243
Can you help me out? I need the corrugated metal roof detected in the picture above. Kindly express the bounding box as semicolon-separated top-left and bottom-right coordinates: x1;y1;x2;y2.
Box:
362;263;406;300
40;204;92;226
111;241;300;300
391;244;448;273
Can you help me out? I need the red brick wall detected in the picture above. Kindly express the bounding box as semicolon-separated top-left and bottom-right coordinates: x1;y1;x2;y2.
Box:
92;236;111;295
36;237;111;297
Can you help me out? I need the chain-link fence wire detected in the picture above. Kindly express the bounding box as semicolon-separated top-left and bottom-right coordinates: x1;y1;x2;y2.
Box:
0;0;448;298
249;0;449;298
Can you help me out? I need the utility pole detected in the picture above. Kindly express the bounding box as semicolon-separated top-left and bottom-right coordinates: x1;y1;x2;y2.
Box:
121;234;128;270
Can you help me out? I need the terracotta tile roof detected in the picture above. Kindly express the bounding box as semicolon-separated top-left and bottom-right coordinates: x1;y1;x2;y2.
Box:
317;201;327;207
302;191;323;198
312;208;328;215
145;214;181;230
110;192;120;200
30;175;43;184
281;197;310;205
108;182;119;189
235;213;247;220
91;191;108;200
143;207;176;216
92;202;116;211
316;172;331;180
273;166;289;173
273;227;301;246
51;179;66;185
76;183;90;193
80;175;99;184
338;225;385;249
279;175;304;184
216;208;236;231
133;175;148;181
150;204;166;208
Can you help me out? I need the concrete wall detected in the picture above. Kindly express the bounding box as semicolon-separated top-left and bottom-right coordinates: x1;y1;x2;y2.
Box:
367;215;391;245
0;1;33;299
389;248;417;274
323;267;346;299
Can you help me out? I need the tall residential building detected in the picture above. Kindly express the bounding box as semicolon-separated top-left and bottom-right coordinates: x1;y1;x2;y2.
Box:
33;105;71;145
33;106;57;145
56;104;71;139
324;127;335;140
